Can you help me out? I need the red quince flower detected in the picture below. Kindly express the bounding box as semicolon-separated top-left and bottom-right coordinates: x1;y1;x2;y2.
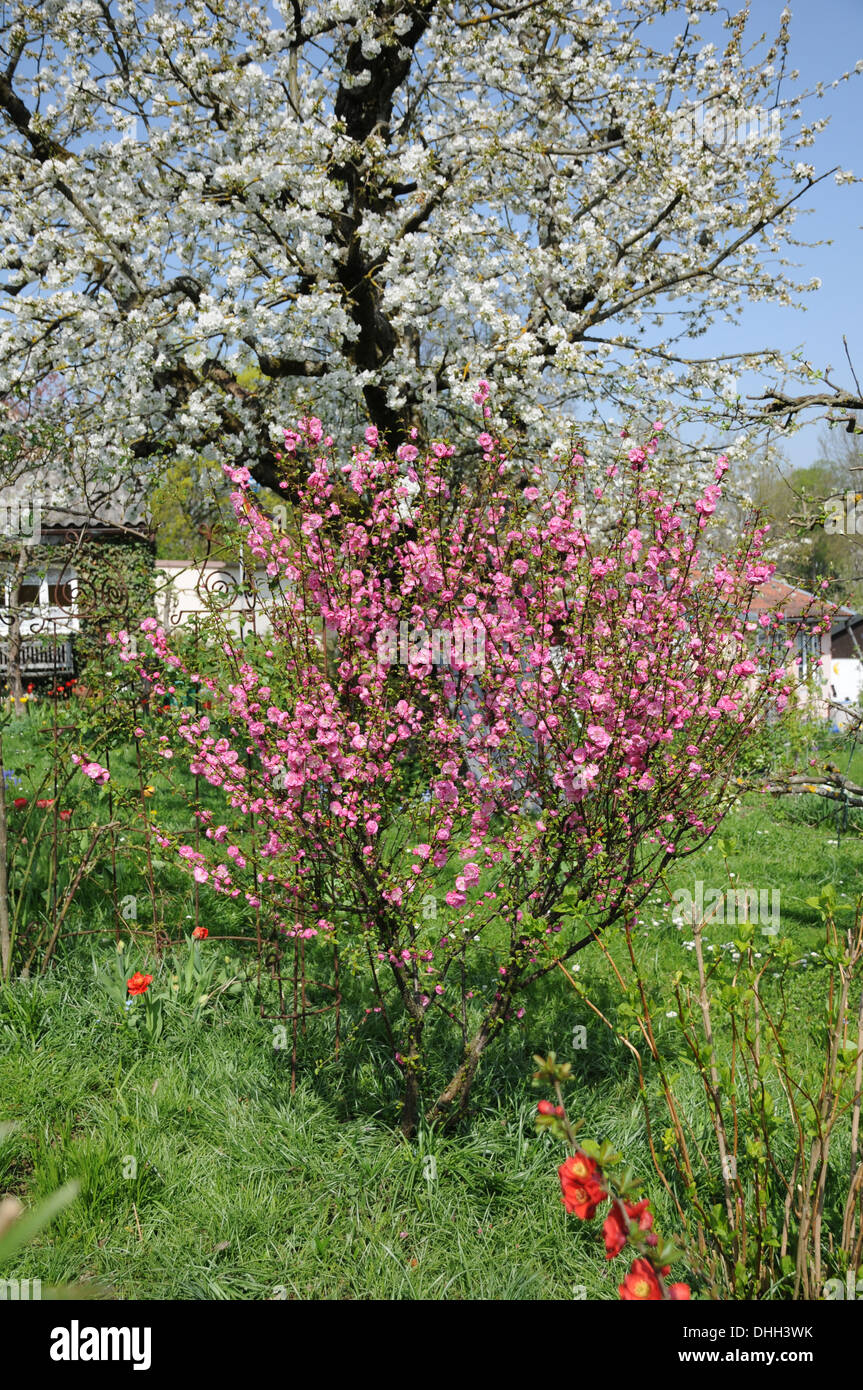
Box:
626;1198;653;1231
127;972;154;996
559;1152;606;1218
603;1204;629;1258
192;926;209;940
537;1100;556;1116
59;809;72;820
603;1198;653;1257
668;1283;691;1299
36;798;55;809
619;1257;662;1300
12;797;27;810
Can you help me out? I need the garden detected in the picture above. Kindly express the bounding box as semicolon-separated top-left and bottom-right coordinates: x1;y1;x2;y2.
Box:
1;411;862;1305
1;0;863;1319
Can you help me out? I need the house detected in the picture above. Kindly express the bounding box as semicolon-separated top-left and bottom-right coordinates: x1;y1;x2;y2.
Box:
0;470;153;682
154;559;274;637
828;609;863;726
830;610;863;660
745;578;856;719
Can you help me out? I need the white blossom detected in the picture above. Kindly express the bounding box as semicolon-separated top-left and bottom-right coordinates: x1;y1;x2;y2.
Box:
0;0;855;501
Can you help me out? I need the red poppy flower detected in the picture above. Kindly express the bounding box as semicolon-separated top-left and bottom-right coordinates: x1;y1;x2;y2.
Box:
192;926;208;940
127;972;154;996
619;1257;662;1300
559;1152;606;1219
12;797;27;810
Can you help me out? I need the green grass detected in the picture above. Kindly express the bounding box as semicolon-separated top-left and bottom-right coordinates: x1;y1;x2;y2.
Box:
2;708;863;1299
0;971;630;1300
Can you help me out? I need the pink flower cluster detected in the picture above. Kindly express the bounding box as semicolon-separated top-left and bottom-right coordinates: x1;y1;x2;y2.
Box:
103;397;806;1095
71;754;110;785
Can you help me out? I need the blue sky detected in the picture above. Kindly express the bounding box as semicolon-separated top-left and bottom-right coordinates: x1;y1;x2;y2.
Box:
701;0;863;469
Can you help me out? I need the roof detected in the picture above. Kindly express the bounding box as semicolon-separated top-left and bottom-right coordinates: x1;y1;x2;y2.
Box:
155;560;238;571
746;578;854;621
831;610;863;636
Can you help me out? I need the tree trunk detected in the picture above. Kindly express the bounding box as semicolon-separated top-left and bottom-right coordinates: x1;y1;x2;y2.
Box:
398;998;425;1138
400;1061;421;1139
425;1015;497;1132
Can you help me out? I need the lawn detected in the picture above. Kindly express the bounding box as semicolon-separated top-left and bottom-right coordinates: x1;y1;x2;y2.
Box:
1;754;860;1299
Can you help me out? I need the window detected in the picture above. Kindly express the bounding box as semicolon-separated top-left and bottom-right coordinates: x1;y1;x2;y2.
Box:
16;582;40;606
795;627;822;679
753;621;786;673
47;581;74;608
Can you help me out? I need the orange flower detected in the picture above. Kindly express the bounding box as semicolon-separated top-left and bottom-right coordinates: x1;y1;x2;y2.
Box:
127;972;154;996
619;1257;662;1300
558;1152;606;1218
192;926;208;940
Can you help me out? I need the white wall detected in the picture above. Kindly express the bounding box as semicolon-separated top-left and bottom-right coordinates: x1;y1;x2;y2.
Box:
154;562;273;636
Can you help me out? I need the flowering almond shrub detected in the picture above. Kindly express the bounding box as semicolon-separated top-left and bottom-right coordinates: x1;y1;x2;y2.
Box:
535;1053;691;1299
110;402;807;1132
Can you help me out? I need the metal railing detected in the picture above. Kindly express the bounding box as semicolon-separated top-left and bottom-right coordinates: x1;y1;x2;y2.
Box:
0;639;74;674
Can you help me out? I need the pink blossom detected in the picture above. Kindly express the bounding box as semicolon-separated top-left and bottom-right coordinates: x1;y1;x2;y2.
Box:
77;760;110;785
127;410;797;1111
586;725;613;754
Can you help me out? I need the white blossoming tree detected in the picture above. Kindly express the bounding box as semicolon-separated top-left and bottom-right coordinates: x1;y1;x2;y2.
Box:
0;0;858;496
